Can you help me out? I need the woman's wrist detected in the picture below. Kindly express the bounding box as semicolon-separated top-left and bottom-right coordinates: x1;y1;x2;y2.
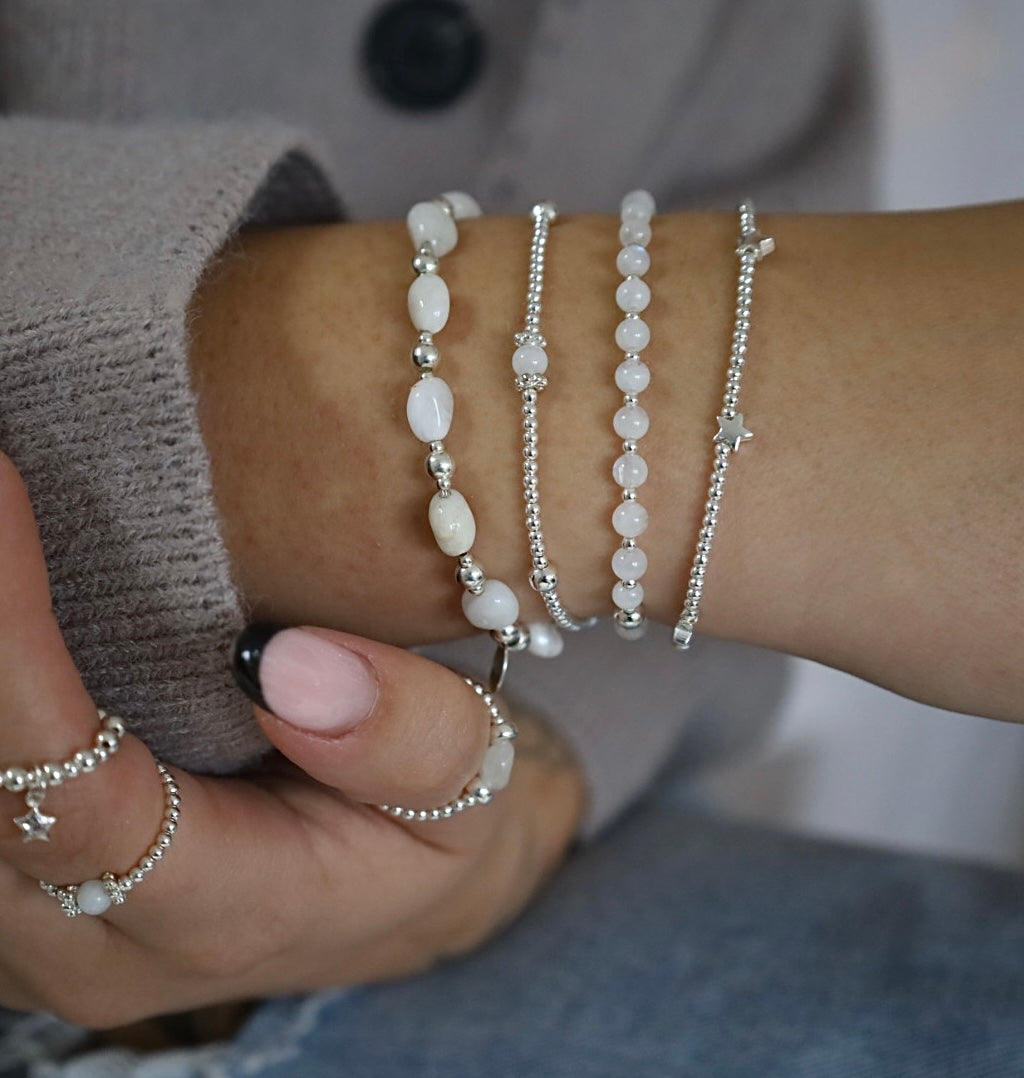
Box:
187;205;1022;720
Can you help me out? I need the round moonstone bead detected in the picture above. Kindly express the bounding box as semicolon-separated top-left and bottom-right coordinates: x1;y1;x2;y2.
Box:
408;274;450;333
612;501;649;538
407;201;458;257
441;190;483;220
478;739;515;791
612;581;644;611
462;579;520;630
616;277;651;313
612;545;648;580
613;404;650;440
407;376;454;442
612;452;649;489
615;358;651;394
617;244;651;277
615;317;651;353
619;220;652;247
621;189;656;220
527;621;564;658
76;879;112;916
428;489;476;556
512;343;549;376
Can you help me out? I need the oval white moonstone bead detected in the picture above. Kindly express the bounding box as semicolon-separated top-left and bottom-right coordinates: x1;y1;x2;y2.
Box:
615;317;651;353
441;190;482;220
612;581;644;611
612;546;648;580
408;274;451;333
428;490;476;556
616;277;651;313
527;621;564;658
621;189;656;220
462;579;520;630
615;357;651;394
617;244;651;277
512;343;549;375
77;879;112;916
612;501;649;538
478;738;515;791
407;376;454;442
613;403;650;440
407;200;458;257
612;452;649;489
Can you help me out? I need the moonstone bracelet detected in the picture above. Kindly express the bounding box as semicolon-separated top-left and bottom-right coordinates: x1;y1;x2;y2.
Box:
610;190;656;640
511;202;594;649
403;192;532;690
672;200;775;649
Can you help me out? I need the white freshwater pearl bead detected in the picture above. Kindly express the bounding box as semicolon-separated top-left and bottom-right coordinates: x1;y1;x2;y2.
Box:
619;220;652;247
615;317;650;353
612;546;648;580
613;501;649;538
407;201;458;257
408;274;451;333
77;879;112;916
462;579;520;630
512;343;549;376
478;739;515;791
615;357;651;393
620;189;656;220
407;376;454;442
612;581;645;611
616;277;651;313
617;244;651;277
613;403;650;440
428;490;476;556
527;621;564;658
612;452;648;488
441;191;482;220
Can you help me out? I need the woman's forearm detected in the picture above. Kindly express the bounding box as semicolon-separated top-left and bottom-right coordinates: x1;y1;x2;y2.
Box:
187;204;1023;721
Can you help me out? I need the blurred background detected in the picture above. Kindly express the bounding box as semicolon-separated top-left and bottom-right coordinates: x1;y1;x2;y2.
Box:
691;0;1024;871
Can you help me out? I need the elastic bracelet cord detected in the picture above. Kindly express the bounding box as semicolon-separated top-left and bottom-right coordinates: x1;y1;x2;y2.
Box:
609;190;656;640
512;202;596;648
404;192;533;690
672;200;775;650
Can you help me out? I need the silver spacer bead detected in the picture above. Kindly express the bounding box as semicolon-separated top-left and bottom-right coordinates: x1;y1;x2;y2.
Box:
411;341;441;371
425;449;455;480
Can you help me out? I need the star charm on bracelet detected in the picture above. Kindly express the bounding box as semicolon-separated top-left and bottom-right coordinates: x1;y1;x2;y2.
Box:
714;413;753;452
15;797;56;842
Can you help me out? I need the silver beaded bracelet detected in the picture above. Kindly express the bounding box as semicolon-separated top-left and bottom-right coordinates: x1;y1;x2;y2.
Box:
672;200;775;649
610;190;656;640
511;202;595;648
404;193;555;691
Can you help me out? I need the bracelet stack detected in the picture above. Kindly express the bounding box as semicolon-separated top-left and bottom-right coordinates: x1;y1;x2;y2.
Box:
400;192;774;679
673;200;774;649
610;190;656;640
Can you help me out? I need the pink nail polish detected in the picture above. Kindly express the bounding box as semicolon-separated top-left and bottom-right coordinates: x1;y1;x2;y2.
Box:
258;629;378;734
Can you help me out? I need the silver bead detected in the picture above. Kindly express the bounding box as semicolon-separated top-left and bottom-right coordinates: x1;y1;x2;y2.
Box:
425;449;455;480
411;341;440;371
492;623;530;651
456;559;485;590
103;715;126;737
41;762;65;786
614;609;646;640
3;767;28;792
412;249;439;275
530;567;558;593
532;201;558;222
95;730;120;753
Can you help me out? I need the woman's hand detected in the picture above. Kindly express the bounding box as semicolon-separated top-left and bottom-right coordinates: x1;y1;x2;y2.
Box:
0;453;584;1028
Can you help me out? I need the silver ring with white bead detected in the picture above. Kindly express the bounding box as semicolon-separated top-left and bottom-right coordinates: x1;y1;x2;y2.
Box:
39;761;181;918
672;200;774;650
377;678;517;821
610;190;657;641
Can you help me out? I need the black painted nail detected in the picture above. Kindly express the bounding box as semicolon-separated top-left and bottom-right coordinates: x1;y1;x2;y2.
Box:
232;622;285;711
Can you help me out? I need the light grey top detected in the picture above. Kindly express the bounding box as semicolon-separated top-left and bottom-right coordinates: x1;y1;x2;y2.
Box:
0;0;873;835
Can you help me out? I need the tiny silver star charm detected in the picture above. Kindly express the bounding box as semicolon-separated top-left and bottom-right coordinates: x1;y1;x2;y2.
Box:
15;805;57;842
714;413;753;451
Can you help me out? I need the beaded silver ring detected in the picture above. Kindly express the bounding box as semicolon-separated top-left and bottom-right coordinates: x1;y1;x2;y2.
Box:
1;709;126;842
377;678;517;822
673;199;775;649
39;761;181;917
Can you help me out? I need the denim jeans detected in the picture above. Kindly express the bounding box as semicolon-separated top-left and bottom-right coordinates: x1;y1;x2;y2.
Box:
3;790;1024;1078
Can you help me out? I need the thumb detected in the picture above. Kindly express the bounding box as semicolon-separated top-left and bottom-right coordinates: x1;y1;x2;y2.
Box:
233;625;511;814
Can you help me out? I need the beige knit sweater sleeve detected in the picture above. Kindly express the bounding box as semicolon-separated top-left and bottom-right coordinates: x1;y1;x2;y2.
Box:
0;117;342;774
